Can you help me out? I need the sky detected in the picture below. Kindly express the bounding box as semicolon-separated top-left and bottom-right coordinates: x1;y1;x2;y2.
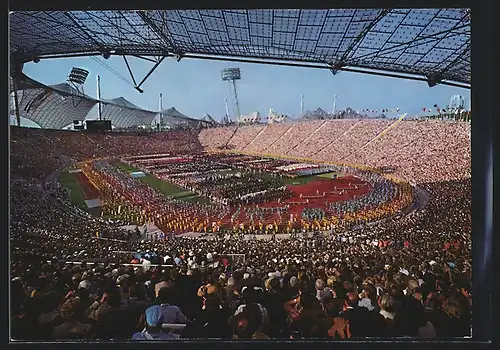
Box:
19;54;471;125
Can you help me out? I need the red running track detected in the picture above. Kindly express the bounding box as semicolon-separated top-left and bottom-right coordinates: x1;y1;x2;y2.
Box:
73;172;100;200
220;175;372;226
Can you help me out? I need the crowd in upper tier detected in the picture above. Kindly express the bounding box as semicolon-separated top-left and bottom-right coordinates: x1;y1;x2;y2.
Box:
199;120;471;183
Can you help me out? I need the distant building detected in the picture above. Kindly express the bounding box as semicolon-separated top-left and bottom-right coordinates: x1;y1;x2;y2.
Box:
448;95;465;110
267;109;286;124
239;111;261;124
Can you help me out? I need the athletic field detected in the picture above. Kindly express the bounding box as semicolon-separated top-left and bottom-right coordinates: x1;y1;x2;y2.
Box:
112;161;209;204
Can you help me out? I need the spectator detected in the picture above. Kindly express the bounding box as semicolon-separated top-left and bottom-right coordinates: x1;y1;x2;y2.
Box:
131;305;180;340
52;297;96;340
157;286;188;324
230;303;269;339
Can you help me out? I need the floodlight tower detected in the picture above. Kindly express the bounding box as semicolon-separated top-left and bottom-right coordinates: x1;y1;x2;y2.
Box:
221;68;242;123
157;93;164;130
67;67;89;95
224;98;231;123
96;75;102;120
300;95;304;117
67;67;89;111
332;94;337;115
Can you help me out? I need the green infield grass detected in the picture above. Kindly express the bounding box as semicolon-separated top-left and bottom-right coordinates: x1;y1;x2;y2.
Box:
59;171;88;211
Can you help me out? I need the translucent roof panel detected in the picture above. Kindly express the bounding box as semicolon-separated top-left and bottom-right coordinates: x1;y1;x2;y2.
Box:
10;75;158;129
9;9;470;85
10;85;97;129
100;101;157;128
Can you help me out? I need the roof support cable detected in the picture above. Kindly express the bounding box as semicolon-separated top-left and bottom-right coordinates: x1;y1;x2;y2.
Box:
122;55;138;86
133;55;166;93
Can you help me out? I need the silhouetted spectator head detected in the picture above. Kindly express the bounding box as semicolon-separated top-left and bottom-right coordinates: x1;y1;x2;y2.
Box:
379;294;397;313
59;297;83;321
158;286;176;305
41;291;61;313
129;284;146;300
144;305;164;331
231;303;262;339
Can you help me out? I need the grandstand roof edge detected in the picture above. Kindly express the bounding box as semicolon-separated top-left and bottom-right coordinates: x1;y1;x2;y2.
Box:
9;10;471;86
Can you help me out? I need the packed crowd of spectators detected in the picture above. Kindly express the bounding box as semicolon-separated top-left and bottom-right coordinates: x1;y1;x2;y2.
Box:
199;119;471;183
10;120;471;340
11;181;471;340
265;121;325;155
243;123;293;154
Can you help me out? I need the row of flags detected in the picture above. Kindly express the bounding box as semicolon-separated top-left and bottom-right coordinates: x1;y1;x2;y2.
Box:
361;108;400;113
359;105;471;115
422;104;471;114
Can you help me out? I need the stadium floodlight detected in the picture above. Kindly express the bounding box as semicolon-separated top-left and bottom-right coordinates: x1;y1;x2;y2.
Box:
67;67;89;98
68;67;90;86
221;68;242;121
221;68;241;81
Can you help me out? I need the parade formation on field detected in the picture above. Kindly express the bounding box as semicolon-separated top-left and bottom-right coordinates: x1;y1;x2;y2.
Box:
81;151;413;236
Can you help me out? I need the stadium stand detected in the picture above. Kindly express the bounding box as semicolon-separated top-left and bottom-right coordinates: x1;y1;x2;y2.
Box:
199;120;471;183
9;8;472;342
10;118;471;340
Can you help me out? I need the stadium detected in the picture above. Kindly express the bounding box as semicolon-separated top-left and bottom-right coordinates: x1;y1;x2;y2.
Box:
10;10;472;341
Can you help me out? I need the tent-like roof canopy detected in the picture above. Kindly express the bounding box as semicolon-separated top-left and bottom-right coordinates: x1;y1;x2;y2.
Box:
202;114;217;124
10;77;98;129
10;74;198;129
9;9;470;86
160;107;192;120
159;107;202;127
101;97;156;128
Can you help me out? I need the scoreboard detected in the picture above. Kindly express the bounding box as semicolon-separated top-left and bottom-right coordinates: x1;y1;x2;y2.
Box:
86;120;112;132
